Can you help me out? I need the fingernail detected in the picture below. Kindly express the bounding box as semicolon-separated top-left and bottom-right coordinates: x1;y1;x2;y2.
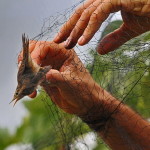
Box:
64;37;72;48
78;36;85;45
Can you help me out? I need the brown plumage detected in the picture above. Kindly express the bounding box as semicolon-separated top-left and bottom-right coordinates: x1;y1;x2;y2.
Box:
11;34;51;106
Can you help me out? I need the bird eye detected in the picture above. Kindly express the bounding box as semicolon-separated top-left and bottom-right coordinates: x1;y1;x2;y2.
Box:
16;92;18;95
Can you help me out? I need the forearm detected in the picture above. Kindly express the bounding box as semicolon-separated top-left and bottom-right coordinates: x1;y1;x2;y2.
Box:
100;102;150;150
80;84;150;150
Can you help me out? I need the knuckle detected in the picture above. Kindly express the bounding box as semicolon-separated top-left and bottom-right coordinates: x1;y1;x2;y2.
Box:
82;8;91;16
90;13;99;23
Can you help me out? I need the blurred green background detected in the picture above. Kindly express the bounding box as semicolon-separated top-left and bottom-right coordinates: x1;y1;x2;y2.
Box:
1;19;150;150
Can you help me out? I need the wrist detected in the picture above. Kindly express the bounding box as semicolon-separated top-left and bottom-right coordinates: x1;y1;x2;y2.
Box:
79;83;121;131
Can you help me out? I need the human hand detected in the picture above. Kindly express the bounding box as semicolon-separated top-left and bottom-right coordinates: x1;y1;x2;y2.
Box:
54;0;150;54
18;41;71;98
18;41;107;115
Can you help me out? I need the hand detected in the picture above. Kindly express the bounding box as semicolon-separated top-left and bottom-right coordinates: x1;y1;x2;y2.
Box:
18;41;106;115
54;0;150;54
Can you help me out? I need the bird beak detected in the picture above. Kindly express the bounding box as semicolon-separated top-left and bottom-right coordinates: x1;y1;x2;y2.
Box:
9;97;19;107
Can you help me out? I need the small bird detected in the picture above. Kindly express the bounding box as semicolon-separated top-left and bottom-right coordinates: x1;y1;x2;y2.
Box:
11;34;51;106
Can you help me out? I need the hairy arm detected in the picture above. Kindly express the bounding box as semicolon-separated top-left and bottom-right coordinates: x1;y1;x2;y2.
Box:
80;84;150;150
101;105;150;150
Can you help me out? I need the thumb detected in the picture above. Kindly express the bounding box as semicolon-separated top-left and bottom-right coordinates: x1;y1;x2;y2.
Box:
46;69;65;86
97;24;139;55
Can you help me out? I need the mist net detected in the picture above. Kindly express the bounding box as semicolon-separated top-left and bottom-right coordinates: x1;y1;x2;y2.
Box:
18;0;150;150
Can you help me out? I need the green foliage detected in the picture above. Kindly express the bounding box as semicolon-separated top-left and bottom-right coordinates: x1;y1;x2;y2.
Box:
143;32;150;41
92;137;109;150
0;128;13;150
1;91;90;150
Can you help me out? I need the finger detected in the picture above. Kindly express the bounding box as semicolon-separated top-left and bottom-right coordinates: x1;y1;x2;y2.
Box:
30;41;50;65
47;86;75;114
46;69;73;91
46;69;65;86
18;40;37;63
47;87;64;107
31;42;70;68
97;23;140;55
46;69;78;112
78;0;119;45
64;0;100;49
53;0;96;43
46;69;73;97
44;71;72;110
28;90;37;98
46;69;86;114
29;40;38;53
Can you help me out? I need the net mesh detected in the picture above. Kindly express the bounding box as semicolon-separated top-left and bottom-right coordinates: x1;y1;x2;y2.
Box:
15;0;150;149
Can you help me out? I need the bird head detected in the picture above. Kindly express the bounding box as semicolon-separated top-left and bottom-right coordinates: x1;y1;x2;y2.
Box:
11;80;37;106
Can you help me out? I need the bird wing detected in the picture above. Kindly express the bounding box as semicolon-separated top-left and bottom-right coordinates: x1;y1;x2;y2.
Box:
32;65;52;85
